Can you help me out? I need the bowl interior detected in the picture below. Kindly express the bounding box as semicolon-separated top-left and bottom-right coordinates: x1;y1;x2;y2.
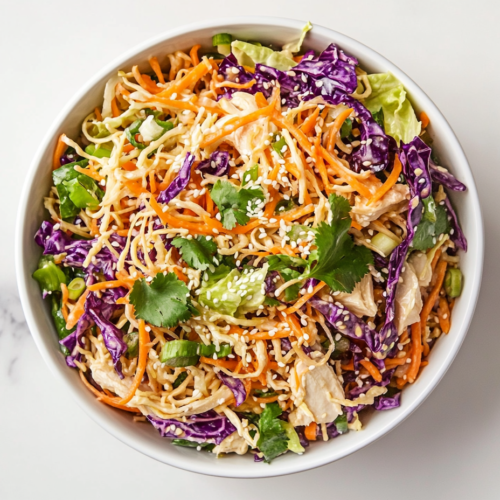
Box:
16;17;483;478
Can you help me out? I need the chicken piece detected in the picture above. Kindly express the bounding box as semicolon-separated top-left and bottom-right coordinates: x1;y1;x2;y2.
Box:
408;251;432;287
288;361;345;427
394;262;423;335
351;183;410;227
335;274;378;318
212;431;249;456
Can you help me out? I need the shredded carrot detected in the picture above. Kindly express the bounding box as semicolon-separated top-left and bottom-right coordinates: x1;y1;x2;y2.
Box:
420;111;430;129
359;359;383;383
199;357;238;370
384;357;409;369
269;245;297;257
282;312;305;339
73;165;103;182
278;203;316;223
284;282;326;314
319;147;373;199
118;320;150;405
122;161;137;172
110;97;120;118
253;395;280;404
272;111;314;156
124;180;148;197
148;56;165;84
66;290;90;330
420;260;448;335
351;220;362;230
254;92;269;108
149;171;157;194
116;82;130;98
431;248;442;272
116;229;130;237
396;377;407;389
132;65;160;94
326;108;352;153
60;283;69;321
342;359;355;371
189;44;201;66
52;134;67;170
90;218;99;236
79;371;141;413
157;60;211;99
146;96;225;116
172;267;189;283
200;91;277;148
305;422;317;440
438;297;451;334
300;107;321;135
407;321;423;383
122;143;135;153
88;280;132;291
94;107;103;121
367;155;403;206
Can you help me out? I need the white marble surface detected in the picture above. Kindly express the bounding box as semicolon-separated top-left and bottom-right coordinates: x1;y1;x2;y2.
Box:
2;1;499;498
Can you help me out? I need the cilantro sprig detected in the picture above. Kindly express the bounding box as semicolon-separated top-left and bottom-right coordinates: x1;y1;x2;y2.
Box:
304;194;373;292
210;180;265;230
129;273;193;328
172;235;217;271
412;197;450;251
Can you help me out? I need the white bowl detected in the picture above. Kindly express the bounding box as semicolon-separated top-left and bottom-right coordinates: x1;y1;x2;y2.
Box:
15;17;484;478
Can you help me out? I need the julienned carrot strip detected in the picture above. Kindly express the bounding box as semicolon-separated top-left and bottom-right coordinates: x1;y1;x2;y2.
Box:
217;79;257;89
66;290;90;330
420;111;430;129
79;371;141;413
172;267;189;283
149;171;157;194
53;134;67;170
326;108;353;153
305;422;317;441
116;229;130;237
125;180;148;197
122;161;137;171
157;60;211;99
269;246;297;257
313;136;333;194
255;92;268;108
119;320;150;405
205;190;214;215
384;357;409;369
111;97;120;118
116;83;130;98
284;282;326;314
351;220;362;230
438;297;451;334
94;107;103;121
367;155;403;206
319;147;373;199
420;260;448;335
200;91;277;148
132;66;160;94
282;312;305;338
249;331;291;341
123;143;135;153
199;357;238;370
73;165;103;182
190;44;201;66
278;204;315;223
88;280;132;291
253;395;280;404
407;322;423;383
359;359;383;383
60;283;69;321
272;111;314;156
431;248;442;272
148;56;165;84
300;107;321;135
147;96;225;116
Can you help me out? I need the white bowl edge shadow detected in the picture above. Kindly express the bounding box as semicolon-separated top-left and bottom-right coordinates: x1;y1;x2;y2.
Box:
15;16;484;478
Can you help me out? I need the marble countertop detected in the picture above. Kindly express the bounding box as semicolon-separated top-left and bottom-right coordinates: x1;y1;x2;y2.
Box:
2;1;499;498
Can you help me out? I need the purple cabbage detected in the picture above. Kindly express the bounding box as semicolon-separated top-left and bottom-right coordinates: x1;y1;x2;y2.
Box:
443;195;468;251
374;392;401;411
281;337;292;353
217;372;247;406
430;160;466;192
197;150;230;177
147;410;236;445
157;152;195;204
264;270;279;296
218;45;392;172
400;137;432;199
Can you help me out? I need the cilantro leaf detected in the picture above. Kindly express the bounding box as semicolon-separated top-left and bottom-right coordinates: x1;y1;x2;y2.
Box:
412;203;449;251
267;254;308;271
281;268;302;302
172;236;217;271
242;164;259;186
264;296;281;307
210;180;265;230
129;273;192;328
257;403;289;463
305;194;373;293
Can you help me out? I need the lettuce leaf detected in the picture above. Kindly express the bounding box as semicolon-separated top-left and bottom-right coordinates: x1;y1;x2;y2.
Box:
231;41;296;71
364;72;421;145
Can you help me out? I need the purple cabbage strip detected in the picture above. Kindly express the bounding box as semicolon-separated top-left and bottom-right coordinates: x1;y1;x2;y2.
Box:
374;392;401;411
264;270;279;296
147;410;236;445
400;137;432;199
217;371;247;406
429;160;466;192
281;338;292;353
197;150;230;177
443;195;468;251
309;296;382;352
157;152;195;204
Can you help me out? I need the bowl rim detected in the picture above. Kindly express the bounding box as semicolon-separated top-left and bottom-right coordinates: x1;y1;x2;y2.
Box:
15;16;484;478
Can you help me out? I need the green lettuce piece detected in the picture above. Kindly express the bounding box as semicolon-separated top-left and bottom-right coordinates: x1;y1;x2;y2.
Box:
231;41;296;71
281;21;312;58
198;264;268;316
281;421;305;454
364;72;421;145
